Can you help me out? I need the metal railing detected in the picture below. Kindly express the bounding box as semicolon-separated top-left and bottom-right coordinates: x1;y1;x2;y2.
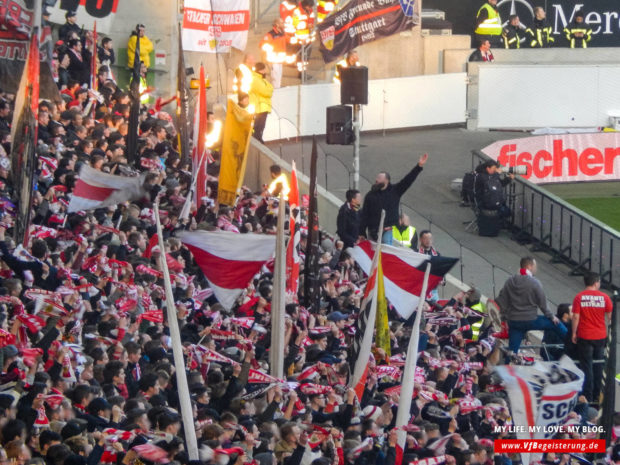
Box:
471;150;620;291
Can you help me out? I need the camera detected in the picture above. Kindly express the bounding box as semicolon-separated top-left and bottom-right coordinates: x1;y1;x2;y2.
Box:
504;165;528;176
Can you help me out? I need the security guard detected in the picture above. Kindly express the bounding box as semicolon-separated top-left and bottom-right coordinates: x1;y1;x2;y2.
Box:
333;49;360;83
502;15;525;49
392;213;417;249
261;19;295;89
474;0;502;48
526;7;554;48
564;11;592;48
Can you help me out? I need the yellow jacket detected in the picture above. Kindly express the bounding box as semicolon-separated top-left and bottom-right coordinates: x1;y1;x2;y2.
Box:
127;35;154;68
249;71;274;114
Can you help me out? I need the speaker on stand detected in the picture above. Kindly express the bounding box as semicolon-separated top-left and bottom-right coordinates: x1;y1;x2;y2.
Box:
339;66;368;105
326;105;354;145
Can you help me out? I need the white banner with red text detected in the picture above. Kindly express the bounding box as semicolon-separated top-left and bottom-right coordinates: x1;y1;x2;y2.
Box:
182;0;250;53
482;132;620;184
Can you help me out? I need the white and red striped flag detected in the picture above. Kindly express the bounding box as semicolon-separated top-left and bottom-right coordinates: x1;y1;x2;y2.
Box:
351;240;458;319
68;165;147;213
178;230;275;310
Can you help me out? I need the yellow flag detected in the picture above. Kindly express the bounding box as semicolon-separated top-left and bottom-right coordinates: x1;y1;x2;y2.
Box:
217;99;254;206
375;253;391;357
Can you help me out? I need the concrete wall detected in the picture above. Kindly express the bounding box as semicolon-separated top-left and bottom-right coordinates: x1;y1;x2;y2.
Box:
422;34;470;75
244;139;341;234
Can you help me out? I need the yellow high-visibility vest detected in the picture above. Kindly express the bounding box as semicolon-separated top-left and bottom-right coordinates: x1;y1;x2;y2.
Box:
392;225;416;248
470;302;487;341
475;3;502;36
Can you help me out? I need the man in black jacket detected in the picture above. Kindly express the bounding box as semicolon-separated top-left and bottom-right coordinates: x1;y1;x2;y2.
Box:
359;153;428;244
337;189;361;248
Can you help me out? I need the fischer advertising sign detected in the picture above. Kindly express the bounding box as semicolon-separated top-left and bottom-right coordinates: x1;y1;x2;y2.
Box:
182;0;250;53
317;0;419;63
423;0;620;47
482;132;620;184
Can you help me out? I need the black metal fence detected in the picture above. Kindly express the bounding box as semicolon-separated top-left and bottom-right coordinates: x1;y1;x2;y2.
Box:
472;150;620;291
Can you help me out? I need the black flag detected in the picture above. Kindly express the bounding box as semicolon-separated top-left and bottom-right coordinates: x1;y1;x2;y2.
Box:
127;25;141;164
303;137;320;309
176;24;191;167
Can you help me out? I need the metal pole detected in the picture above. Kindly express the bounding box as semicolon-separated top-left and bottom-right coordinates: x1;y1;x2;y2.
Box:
301;45;306;84
353;104;360;190
153;201;199;461
269;196;286;379
395;263;432;450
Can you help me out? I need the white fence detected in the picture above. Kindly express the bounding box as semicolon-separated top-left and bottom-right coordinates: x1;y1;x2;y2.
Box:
263;73;468;141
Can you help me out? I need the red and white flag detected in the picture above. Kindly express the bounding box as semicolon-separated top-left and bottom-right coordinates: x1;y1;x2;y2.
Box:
178;230;275;309
351;241;457;319
285;161;301;296
68;165;147;213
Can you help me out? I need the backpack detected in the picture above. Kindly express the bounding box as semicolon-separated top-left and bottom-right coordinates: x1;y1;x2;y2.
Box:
461;171;477;206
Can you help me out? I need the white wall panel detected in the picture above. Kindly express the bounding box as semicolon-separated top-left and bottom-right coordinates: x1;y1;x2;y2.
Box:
262;73;468;141
477;65;620;129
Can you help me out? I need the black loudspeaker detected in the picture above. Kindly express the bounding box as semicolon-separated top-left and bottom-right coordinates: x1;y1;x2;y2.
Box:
340;66;368;105
326;105;354;145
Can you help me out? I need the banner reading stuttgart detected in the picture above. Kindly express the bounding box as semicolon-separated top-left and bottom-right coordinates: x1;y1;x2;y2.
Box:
317;0;419;63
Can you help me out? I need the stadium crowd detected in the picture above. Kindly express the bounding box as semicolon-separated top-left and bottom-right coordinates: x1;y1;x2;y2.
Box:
0;12;613;465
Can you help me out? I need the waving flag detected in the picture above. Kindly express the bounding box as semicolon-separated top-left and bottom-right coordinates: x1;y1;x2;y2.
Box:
68;165;147;213
351;240;458;318
494;356;584;465
178;230;275;309
285;161;301;297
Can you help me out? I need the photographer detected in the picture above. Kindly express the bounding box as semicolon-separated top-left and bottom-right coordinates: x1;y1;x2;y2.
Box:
474;160;514;237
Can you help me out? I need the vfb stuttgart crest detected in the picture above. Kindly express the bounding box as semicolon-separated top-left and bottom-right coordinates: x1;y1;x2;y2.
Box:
320;26;335;50
399;0;415;17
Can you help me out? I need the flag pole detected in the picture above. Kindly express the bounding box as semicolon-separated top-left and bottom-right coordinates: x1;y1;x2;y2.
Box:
395;262;431;447
349;210;385;390
270;194;286;379
153;200;199;461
